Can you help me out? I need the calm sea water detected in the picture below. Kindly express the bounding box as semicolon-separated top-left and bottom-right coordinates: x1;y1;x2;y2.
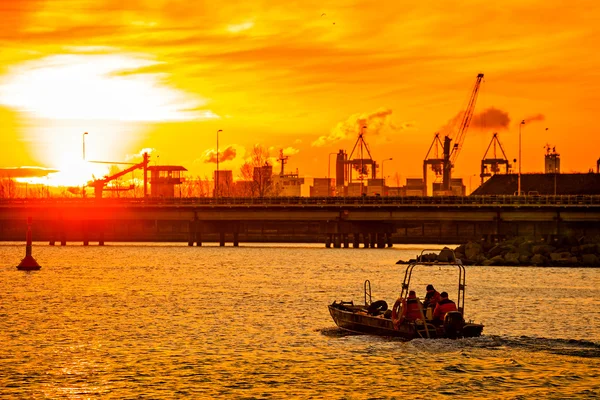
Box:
1;243;599;399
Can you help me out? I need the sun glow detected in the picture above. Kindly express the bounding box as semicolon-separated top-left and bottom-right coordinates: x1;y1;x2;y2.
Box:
0;52;218;186
0;53;216;122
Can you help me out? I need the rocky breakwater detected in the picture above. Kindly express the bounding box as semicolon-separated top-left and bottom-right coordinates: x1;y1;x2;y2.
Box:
454;237;600;267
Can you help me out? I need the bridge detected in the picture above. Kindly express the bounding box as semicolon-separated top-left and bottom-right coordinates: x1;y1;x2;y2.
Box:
1;195;599;247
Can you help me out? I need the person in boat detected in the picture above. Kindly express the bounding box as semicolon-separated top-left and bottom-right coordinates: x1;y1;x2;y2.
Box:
392;290;423;329
432;291;458;323
423;284;441;310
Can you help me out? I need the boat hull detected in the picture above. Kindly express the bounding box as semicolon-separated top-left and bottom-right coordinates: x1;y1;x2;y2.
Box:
328;303;483;340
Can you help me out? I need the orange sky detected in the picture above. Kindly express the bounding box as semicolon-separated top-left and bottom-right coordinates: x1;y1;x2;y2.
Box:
1;1;599;188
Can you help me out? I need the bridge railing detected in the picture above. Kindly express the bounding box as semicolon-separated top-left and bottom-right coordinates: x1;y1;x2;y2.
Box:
1;195;600;207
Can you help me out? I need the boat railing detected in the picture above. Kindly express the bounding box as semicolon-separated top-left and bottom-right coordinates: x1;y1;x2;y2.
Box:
364;280;372;306
401;249;467;315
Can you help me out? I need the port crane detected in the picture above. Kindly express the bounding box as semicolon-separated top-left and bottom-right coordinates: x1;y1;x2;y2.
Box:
480;132;510;184
423;73;484;195
347;127;377;189
87;152;149;199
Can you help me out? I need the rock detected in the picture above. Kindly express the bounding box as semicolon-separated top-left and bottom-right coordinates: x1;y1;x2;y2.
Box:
569;257;579;265
481;241;494;252
438;247;455;262
465;242;483;260
487;245;504;258
487;255;505;266
530;254;547;266
518;241;534;257
475;255;487;264
558;236;580;249
419;253;438;262
582;254;599;266
504;252;520;265
580;243;598;254
550;252;567;262
454;243;466;255
533;244;555;256
518;255;530;264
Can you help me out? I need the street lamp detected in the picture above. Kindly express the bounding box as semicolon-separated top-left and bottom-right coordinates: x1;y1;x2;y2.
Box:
216;129;223;198
328;152;338;197
468;174;476;195
82;132;88;160
381;157;393;182
360;125;367;195
517;120;525;195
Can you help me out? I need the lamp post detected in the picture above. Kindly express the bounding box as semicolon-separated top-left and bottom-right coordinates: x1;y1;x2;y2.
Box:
328;152;337;195
82;132;88;160
517;120;525;195
216;129;223;198
360;125;367;195
381;157;392;182
468;174;476;195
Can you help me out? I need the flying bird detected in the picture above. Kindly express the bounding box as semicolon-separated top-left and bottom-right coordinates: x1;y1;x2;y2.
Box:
321;13;326;17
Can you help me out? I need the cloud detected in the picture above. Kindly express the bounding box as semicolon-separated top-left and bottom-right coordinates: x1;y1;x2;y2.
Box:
203;146;237;163
312;108;399;147
439;106;511;136
227;21;255;33
523;113;545;124
0;167;59;178
282;147;300;156
470;107;511;130
125;147;156;161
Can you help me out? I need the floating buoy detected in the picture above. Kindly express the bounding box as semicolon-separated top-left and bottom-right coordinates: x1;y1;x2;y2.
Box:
17;217;41;271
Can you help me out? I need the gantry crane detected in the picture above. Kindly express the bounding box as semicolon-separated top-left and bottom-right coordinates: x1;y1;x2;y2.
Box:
480;132;510;184
423;73;484;195
346;127;377;188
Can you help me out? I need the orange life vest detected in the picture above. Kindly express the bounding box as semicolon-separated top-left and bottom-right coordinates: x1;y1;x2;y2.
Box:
433;298;458;321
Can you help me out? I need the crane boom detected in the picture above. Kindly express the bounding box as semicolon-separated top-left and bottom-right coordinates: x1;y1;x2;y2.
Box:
450;73;484;163
88;152;149;198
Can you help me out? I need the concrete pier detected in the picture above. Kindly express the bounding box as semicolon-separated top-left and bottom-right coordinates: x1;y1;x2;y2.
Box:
0;196;598;246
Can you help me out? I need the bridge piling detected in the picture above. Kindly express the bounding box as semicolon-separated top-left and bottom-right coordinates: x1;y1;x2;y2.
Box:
233;232;239;247
352;234;360;248
376;233;385;248
83;221;89;246
333;234;341;248
188;220;194;246
219;232;225;247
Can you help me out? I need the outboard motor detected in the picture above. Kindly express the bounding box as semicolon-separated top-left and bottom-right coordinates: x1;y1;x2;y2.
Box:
443;311;464;339
367;300;388;316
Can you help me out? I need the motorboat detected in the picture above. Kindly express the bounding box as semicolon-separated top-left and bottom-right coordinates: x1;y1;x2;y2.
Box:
328;250;484;340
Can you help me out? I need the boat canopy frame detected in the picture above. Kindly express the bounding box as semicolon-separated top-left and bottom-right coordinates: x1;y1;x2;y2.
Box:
398;249;466;315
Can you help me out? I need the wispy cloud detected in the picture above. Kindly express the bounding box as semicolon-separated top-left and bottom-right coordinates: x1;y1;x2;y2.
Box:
523;113;545;124
203;146;237;163
312;108;399;147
